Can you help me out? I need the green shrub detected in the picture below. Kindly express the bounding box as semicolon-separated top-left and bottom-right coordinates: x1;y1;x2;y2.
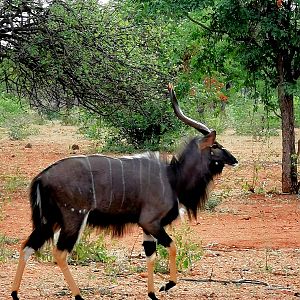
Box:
0;92;40;140
1;174;29;193
35;229;115;265
205;196;222;212
155;224;203;274
227;93;280;137
70;230;115;265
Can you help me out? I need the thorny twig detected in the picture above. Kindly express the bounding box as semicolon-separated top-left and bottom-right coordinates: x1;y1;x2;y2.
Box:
180;277;300;297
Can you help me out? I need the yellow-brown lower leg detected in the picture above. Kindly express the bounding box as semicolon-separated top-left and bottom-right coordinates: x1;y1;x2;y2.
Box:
159;241;177;292
147;253;158;300
147;253;156;294
168;241;177;284
11;240;32;297
52;247;81;297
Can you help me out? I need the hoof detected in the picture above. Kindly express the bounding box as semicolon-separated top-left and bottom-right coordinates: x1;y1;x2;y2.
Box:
159;280;176;292
148;292;159;300
75;295;84;300
11;291;19;300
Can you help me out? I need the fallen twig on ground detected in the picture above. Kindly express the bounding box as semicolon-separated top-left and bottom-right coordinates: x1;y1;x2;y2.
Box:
180;277;300;297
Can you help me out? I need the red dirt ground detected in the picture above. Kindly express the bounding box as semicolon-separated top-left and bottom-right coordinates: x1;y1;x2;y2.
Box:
0;123;299;299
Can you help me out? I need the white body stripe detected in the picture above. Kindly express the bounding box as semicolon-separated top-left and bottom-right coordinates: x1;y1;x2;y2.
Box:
85;157;97;209
117;159;126;207
158;162;165;199
106;157;113;209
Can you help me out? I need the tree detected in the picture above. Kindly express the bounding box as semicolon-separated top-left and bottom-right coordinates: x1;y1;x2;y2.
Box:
138;0;300;193
1;0;174;148
209;0;300;193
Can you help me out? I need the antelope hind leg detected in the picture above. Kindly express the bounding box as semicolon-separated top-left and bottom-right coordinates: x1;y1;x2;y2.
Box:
11;241;34;300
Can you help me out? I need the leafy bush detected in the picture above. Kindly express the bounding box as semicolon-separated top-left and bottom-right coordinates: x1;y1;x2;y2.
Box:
227;93;280;137
70;230;115;265
205;196;222;212
0;92;40;140
78;106;182;153
1;174;28;193
155;224;203;274
35;229;115;265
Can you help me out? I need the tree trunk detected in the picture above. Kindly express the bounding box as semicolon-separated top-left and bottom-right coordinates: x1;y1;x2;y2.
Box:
278;55;297;193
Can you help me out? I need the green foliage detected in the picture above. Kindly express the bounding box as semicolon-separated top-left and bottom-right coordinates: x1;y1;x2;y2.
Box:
2;0;172;133
155;224;203;274
70;230;115;265
228;92;280;137
0;93;26;124
0;92;40;140
1;174;28;193
205;195;222;212
36;229;115;265
78;106;181;152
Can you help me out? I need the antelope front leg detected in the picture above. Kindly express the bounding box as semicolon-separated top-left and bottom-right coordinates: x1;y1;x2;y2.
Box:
142;233;159;300
159;241;177;292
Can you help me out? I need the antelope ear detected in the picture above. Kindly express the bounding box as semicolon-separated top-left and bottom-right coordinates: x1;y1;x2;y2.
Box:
199;131;216;150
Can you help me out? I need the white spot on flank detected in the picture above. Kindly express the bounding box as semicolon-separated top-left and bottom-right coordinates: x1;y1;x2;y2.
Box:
23;247;34;261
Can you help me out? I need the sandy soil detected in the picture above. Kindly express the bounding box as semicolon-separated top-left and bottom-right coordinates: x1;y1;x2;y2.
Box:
0;123;299;299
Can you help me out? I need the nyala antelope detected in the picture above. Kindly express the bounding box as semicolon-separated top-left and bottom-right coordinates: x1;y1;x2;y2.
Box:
11;84;238;300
